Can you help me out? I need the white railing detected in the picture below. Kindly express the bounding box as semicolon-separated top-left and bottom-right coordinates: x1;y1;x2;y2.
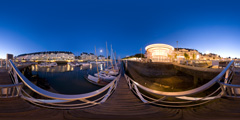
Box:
124;60;235;107
8;60;120;109
0;83;23;98
218;60;240;98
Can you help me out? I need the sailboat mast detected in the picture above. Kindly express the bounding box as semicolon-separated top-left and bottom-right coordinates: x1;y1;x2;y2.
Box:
95;46;99;79
106;41;108;67
114;51;117;68
110;45;113;69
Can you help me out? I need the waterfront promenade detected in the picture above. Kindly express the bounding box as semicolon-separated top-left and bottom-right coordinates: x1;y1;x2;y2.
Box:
1;67;240;119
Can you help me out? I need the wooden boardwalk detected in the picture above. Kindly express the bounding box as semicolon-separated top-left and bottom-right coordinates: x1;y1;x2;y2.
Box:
0;68;13;84
1;67;240;119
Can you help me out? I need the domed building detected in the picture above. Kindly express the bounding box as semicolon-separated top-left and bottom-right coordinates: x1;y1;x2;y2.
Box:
145;44;174;62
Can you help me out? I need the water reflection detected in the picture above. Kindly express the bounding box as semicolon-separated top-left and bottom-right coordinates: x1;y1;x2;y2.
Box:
90;64;92;69
26;63;106;94
125;64;206;92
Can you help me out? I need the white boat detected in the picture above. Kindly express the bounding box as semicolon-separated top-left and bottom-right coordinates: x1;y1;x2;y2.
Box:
81;62;90;66
38;62;57;67
94;72;116;82
86;75;109;86
103;66;119;76
108;70;119;76
49;62;58;67
67;62;80;67
90;61;105;64
68;62;76;67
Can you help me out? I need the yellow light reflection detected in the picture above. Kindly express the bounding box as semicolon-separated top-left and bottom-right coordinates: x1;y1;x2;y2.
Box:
46;68;50;72
100;64;103;71
80;66;83;70
67;64;70;71
35;64;38;71
31;65;35;71
90;64;92;70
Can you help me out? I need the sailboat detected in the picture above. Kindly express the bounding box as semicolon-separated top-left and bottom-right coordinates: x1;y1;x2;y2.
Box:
103;44;119;76
67;62;81;67
38;62;58;67
80;62;90;66
94;44;119;78
86;46;111;86
86;74;109;86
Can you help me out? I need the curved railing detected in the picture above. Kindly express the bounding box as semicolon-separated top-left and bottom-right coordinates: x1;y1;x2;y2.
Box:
124;60;235;107
0;83;23;98
218;60;240;98
8;60;120;109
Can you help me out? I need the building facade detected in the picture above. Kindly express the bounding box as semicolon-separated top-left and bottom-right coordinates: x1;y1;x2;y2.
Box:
16;51;75;61
80;52;98;61
145;43;222;62
175;48;201;60
145;44;174;62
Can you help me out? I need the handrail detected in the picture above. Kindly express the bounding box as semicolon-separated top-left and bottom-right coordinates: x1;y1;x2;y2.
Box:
124;60;235;107
0;83;23;88
0;83;23;98
9;60;117;100
126;60;234;97
8;60;120;109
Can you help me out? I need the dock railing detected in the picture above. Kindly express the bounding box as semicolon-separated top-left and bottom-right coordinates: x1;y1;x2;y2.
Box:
218;60;240;98
0;83;23;98
8;60;120;109
124;60;235;107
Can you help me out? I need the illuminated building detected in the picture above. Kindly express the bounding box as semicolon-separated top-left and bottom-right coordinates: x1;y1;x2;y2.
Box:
145;44;174;62
16;51;74;61
80;52;97;61
175;48;201;60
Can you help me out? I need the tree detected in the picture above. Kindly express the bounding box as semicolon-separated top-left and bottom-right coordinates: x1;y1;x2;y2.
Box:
134;53;144;58
192;53;196;60
184;53;190;60
168;54;172;59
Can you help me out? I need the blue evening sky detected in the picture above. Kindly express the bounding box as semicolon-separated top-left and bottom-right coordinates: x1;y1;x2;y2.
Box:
0;0;240;59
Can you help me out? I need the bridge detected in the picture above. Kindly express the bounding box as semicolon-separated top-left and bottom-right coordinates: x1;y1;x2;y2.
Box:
0;60;240;119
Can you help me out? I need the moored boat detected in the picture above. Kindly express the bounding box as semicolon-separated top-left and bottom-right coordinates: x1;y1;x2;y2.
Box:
67;62;81;67
94;72;116;82
86;75;109;86
81;62;90;66
38;62;57;67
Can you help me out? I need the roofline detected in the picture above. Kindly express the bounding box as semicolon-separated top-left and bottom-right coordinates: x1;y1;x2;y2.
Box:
145;44;174;51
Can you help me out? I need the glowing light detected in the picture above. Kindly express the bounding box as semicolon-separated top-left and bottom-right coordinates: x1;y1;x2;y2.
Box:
196;55;199;59
100;50;103;53
67;64;70;71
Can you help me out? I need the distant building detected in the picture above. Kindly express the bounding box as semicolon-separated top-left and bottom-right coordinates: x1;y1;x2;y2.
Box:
80;52;98;61
144;43;222;62
16;51;74;61
175;48;201;60
80;52;89;61
201;53;221;60
145;44;174;62
98;55;105;60
89;53;97;60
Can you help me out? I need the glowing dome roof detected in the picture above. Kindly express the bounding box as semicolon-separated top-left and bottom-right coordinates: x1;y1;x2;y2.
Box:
145;44;174;51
